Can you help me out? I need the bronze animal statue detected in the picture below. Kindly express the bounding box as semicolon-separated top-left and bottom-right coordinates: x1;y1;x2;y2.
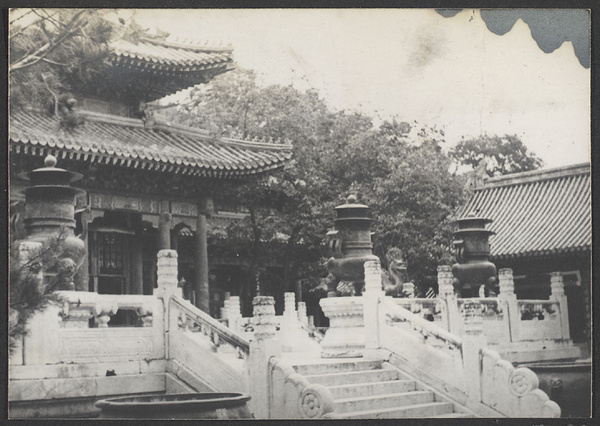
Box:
382;248;409;297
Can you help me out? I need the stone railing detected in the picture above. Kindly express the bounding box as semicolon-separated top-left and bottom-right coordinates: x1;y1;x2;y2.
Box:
479;348;563;417
383;297;463;356
393;298;447;326
363;260;561;418
457;297;509;344
16;290;164;365
395;267;573;349
516;300;564;341
248;295;335;419
58;291;156;328
171;295;250;360
221;293;323;349
153;250;250;394
270;358;336;419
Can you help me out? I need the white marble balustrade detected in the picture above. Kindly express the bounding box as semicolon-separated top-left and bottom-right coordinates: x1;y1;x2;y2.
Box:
20;291;164;365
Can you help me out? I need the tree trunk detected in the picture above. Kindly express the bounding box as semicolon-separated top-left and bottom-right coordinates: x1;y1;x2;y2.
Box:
282;226;301;292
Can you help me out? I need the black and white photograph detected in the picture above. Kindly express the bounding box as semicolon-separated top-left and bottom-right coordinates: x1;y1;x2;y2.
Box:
7;8;592;419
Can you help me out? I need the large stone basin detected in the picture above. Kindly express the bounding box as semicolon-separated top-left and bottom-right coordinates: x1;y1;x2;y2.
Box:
95;393;252;419
518;361;591;417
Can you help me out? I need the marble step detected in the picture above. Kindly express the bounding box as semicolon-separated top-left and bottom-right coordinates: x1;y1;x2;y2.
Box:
328;379;417;399
429;412;475;418
335;390;434;413
304;368;399;386
336;401;456;419
293;359;383;376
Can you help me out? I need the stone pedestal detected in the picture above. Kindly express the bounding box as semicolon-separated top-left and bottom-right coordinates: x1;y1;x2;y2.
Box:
319;297;364;358
223;296;242;332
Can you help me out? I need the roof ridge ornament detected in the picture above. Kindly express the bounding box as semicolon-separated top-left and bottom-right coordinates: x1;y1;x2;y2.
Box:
465;158;489;191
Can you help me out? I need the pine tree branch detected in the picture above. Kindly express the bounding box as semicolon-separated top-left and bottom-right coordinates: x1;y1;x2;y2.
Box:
9;8;35;25
10;10;89;72
42;74;59;118
15;228;66;274
41;57;69;67
37;9;65;30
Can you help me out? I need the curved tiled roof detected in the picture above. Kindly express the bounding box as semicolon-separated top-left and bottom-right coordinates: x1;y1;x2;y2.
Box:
9;109;292;178
109;38;233;71
100;37;235;100
457;163;591;260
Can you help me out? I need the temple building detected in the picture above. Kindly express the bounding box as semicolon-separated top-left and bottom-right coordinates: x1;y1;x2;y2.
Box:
9;34;292;316
458;163;591;347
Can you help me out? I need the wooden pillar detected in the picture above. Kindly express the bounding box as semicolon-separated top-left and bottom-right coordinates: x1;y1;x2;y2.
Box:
295;279;302;304
74;237;90;291
194;198;213;313
74;208;91;291
131;228;144;295
158;212;172;251
171;231;178;253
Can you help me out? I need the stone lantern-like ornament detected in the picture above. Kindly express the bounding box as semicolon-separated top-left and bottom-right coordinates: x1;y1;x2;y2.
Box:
17;155;87;289
451;212;497;297
324;195;379;296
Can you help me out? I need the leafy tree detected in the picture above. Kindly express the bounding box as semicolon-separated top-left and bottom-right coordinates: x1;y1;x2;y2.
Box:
323;119;467;291
449;134;543;176
176;69;467;301
177;69;341;311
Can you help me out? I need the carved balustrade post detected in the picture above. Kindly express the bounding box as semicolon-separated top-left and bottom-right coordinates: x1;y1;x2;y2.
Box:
363;259;385;352
249;296;281;418
93;302;118;328
461;301;487;403
438;265;461;334
297;302;308;324
283;292;296;319
221;295;232;322
281;292;300;352
498;268;519;342
283;292;296;328
223;296;242;332
155;249;181;299
155;249;181;359
59;300;92;328
437;265;454;299
550;272;570;340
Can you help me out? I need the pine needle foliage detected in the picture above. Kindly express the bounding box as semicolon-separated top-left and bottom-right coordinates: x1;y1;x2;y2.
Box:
9;229;76;356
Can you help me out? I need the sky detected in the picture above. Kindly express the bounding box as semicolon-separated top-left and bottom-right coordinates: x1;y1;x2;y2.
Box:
131;8;590;168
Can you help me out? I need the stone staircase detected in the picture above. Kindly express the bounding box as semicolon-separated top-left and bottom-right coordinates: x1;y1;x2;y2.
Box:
292;358;474;419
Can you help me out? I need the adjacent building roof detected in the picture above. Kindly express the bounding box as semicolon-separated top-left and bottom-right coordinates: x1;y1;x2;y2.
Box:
457;163;591;260
10;108;292;178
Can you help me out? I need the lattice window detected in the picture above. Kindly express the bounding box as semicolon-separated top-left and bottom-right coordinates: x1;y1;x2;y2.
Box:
98;233;125;274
